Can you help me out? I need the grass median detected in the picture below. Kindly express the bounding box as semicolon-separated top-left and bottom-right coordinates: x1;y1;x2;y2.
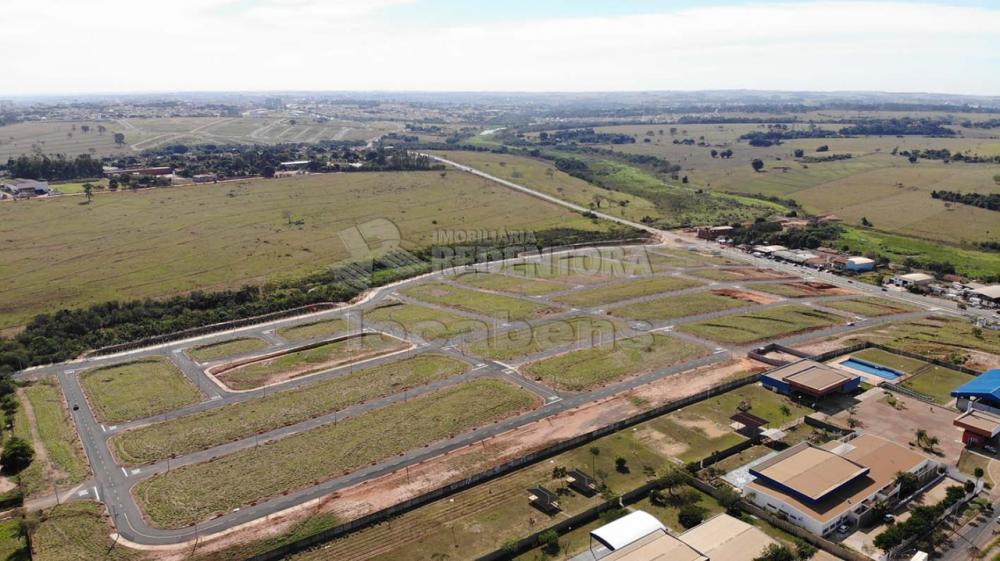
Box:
402;283;559;321
133;378;539;528
678;305;842;344
187;337;269;362
111;354;468;465
522;333;707;391
215;333;409;390
80;358;202;423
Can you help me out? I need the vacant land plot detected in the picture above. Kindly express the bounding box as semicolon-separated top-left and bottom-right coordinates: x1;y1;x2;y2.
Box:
364;302;488;341
679;305;842;344
608;291;750;321
215;333;409;390
553;276;702;307
0;171;607;329
10;395;45;496
29;502;144;561
464;315;624;361
23;382;89;487
833;316;1000;371
752;282;851;299
276;318;349;342
111;354;468;465
134;379;538;527
453;271;568;295
0;518;28;561
823;297;918;317
522;333;706;391
402;283;559;321
188;337;269;362
80;358;202;423
499;253;641;284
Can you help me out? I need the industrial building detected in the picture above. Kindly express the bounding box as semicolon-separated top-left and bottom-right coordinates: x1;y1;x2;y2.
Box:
951;369;1000;414
892;273;935;288
1;178;51;198
953;408;1000;449
742;433;935;536
760;360;861;399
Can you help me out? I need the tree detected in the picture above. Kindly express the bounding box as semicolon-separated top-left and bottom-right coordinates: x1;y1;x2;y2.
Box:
538;529;560;555
974;467;985;485
108;177;119;191
262;165;276;178
1;437;34;474
660;468;687;496
83;183;94;203
753;544;797;561
860;217;873;227
615;457;629;473
715;485;741;514
0;394;18;419
793;148;804;158
710;149;718;158
795;541;817;560
751;159;764;172
678;504;706;529
113;132;126;146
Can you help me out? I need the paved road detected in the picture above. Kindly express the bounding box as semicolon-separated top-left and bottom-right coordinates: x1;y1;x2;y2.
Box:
12;155;973;546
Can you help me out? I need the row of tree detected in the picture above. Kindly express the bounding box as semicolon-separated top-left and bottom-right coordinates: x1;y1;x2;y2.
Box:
4;154;104;181
930;190;1000;211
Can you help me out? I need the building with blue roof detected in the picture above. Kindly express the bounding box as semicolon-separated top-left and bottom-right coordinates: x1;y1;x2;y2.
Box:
951;369;1000;413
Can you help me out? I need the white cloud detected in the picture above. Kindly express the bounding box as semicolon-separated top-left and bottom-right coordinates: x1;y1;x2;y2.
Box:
1;1;998;95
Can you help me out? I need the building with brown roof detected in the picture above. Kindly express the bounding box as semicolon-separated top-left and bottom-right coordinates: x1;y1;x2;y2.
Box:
954;408;1000;448
761;359;861;398
743;433;936;536
593;513;775;561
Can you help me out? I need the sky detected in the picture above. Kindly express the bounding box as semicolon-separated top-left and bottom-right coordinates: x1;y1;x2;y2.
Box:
1;0;999;96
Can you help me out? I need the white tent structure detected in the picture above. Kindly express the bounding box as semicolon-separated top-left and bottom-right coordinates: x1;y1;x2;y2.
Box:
590;510;666;551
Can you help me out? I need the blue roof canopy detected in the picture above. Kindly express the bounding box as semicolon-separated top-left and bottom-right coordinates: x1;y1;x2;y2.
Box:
951;369;1000;401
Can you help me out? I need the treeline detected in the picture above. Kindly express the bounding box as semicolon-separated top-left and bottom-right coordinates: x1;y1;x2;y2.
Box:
960;118;1000;129
898;148;1000;164
728;221;843;249
799;153;852;163
537;128;635;145
930;190;1000;211
0;225;645;371
873;485;967;552
739;129;837;146
4;154;104;180
839;118;955;136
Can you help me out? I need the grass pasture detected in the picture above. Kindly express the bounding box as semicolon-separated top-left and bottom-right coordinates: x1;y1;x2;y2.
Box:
463;315;624;361
679;305;842;344
823;297;918;317
522;333;706;391
402;283;559;321
276;318;349;342
134;379;539;527
187;337;270;362
111;354;468;465
363;302;486;341
553;276;702;307
80;358;202;423
608;290;750;321
0;170;607;329
216;333;409;390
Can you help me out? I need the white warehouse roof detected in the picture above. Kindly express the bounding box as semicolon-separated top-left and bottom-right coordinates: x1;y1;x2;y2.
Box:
848;257;875;265
973;285;1000;300
898;273;934;282
591;511;667;551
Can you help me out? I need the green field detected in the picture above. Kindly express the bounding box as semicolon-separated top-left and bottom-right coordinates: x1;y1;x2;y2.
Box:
522;333;706;391
276;318;348;342
402;283;560;321
463;315;624;361
22;381;89;487
80;358;202;423
10;393;45;496
134;379;538;527
838;227;1000;281
363;302;486;341
0;170;607;329
841;316;1000;369
30;502;145;561
850;348;974;404
688;268;746;281
188;337;270;362
750;283;819;298
608;291;750;321
823;297;918;317
553;276;702;307
0;518;28;561
216;333;408;390
453;271;569;295
679;305;842;344
111;354;468;465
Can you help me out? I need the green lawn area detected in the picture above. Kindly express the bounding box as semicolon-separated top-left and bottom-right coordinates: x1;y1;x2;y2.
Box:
847;347;974;404
31;502;145;561
134;379;539;527
217;333;409;390
608;291;750;321
823;297;919;317
0;170;609;330
454;271;569;295
111;354;467;465
463;315;624;361
363;302;487;341
187;337;269;362
0;518;28;561
80;358;202;423
839;316;1000;367
958;449;994;486
678;305;842;344
276;318;349;342
851;348;931;374
402;283;559;321
23;381;89;486
553;276;702;307
522;333;707;391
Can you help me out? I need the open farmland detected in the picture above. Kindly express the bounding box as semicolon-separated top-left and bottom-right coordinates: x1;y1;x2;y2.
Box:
187;337;269;362
402;283;560;321
111;354;468;465
133;379;538;527
80;358;202;423
463;315;624;361
552;276;702;307
608;290;751;321
0;170;608;329
679;305;842;344
214;332;409;390
522;333;706;391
